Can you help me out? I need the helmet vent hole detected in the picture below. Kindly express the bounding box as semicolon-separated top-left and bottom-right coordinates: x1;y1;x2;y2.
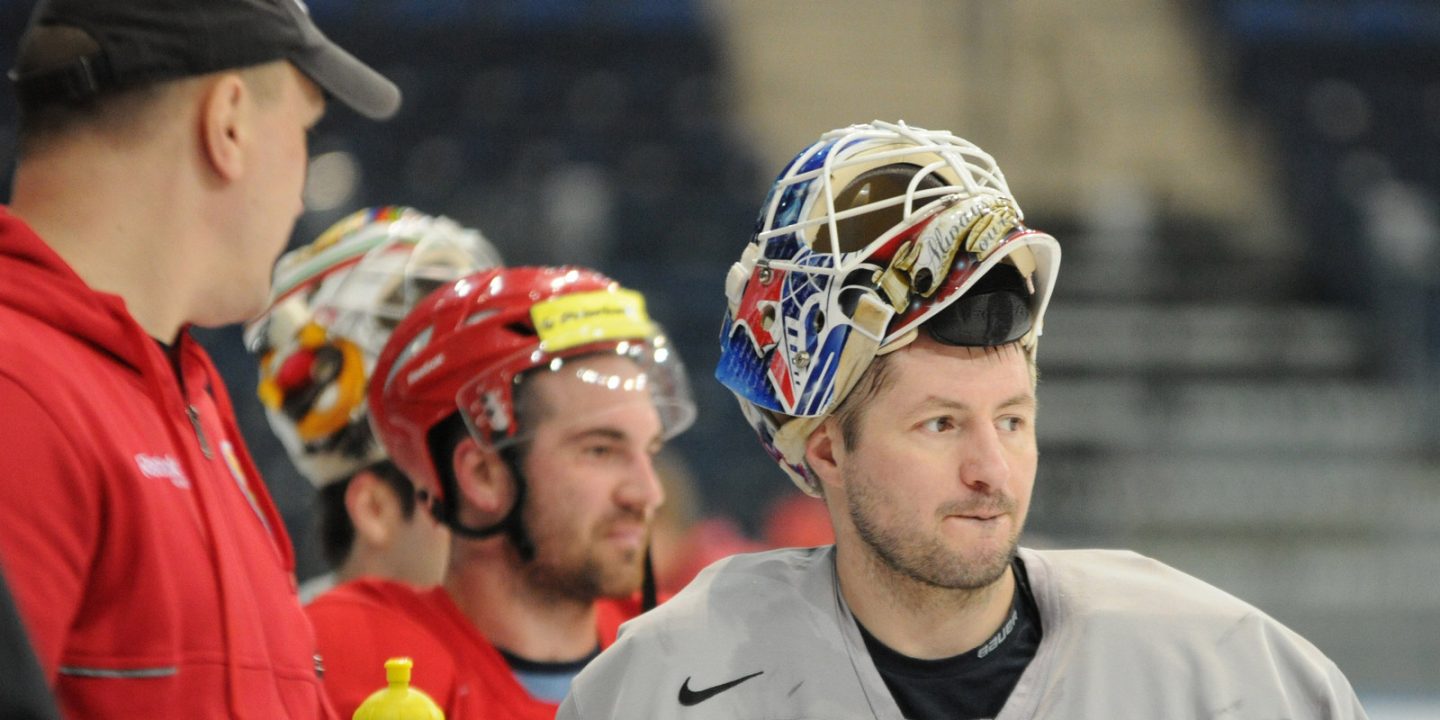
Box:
505;321;537;337
761;306;777;332
464;309;499;327
913;268;934;294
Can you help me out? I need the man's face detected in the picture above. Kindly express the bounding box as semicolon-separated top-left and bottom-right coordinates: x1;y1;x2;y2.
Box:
830;335;1037;591
515;354;666;602
236;63;325;319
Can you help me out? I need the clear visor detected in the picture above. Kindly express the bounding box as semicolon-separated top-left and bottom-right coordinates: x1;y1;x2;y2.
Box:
455;331;696;453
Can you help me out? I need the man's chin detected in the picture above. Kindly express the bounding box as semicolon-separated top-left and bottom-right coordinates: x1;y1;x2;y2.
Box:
596;564;647;600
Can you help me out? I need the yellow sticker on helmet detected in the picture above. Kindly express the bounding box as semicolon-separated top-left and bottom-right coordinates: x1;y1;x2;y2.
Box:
531;289;653;352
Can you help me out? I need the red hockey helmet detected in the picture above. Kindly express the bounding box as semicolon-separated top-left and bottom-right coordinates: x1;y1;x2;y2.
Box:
368;266;695;518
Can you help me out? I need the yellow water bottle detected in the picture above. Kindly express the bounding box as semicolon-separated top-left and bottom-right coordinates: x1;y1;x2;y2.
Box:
352;657;445;720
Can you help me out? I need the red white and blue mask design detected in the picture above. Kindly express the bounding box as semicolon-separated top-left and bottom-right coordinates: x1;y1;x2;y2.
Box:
716;122;1060;492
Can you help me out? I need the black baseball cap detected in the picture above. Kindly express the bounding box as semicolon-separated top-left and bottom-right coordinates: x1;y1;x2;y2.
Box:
8;0;401;120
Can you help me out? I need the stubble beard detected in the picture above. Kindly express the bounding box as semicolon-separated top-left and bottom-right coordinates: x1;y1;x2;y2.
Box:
522;512;649;604
846;464;1020;594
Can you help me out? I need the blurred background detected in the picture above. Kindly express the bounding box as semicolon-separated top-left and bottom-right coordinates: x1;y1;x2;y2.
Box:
2;0;1437;714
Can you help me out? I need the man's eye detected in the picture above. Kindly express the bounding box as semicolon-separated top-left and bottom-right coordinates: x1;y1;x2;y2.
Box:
921;417;955;433
998;416;1025;432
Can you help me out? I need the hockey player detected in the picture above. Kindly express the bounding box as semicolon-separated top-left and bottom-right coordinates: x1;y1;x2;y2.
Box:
306;266;695;718
245;206;502;601
558;121;1368;719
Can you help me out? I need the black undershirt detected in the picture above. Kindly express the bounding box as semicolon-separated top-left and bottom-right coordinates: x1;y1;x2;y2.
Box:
857;557;1042;720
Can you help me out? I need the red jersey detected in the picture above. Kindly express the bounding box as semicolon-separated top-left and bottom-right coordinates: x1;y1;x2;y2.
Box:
307;580;639;719
0;208;334;719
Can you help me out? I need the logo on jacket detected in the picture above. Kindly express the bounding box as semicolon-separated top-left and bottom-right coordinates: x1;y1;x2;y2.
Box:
134;453;190;489
678;671;764;706
221;440;273;536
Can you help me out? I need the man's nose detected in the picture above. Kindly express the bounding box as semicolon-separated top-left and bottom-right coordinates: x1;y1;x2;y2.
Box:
959;424;1009;492
616;453;665;514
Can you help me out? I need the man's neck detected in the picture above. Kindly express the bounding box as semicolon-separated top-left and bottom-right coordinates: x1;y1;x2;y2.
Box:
834;539;1016;660
443;546;600;663
334;551;394;588
10;138;198;341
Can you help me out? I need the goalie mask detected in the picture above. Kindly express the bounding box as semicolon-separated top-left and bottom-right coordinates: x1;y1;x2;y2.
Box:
716;121;1060;494
244;206;503;487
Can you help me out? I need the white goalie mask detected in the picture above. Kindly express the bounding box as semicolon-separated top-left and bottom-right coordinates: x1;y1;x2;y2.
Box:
244;206;503;487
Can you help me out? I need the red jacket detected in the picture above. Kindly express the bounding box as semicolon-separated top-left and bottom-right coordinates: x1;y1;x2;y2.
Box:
307;580;639;719
0;208;334;719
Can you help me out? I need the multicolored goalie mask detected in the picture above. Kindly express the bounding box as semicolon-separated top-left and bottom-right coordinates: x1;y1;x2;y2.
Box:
244;206;503;487
716;121;1061;493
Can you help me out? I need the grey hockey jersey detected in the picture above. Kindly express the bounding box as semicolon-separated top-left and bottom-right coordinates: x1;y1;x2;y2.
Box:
559;546;1366;719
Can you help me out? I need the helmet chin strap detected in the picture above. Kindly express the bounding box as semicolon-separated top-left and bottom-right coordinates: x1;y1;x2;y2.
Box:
431;446;658;610
494;447;537;561
429;446;536;561
641;546;658;612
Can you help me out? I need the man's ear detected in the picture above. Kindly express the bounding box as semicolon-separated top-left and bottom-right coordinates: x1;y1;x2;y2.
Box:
197;73;249;181
451;436;518;521
345;471;400;548
805;418;845;493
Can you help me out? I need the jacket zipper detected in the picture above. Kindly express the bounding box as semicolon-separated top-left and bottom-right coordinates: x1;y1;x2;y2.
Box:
186;404;214;460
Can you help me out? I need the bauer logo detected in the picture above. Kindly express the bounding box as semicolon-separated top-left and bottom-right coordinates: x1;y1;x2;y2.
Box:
407;352;446;386
134;453;191;489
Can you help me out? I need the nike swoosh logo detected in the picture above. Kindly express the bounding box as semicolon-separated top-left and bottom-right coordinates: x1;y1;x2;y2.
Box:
677;670;764;706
